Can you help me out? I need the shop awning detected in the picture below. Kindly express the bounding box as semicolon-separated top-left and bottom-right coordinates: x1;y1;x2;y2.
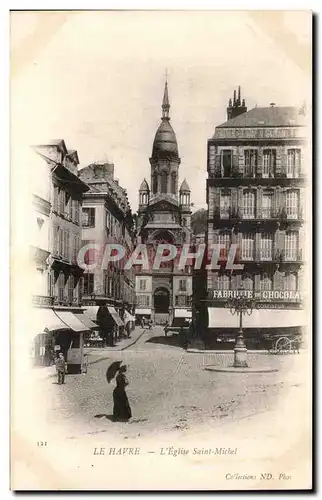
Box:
74;313;98;330
107;307;124;327
135;309;152;316
30;307;68;334
208;307;307;329
174;309;192;319
124;310;135;324
55;311;89;332
84;306;99;322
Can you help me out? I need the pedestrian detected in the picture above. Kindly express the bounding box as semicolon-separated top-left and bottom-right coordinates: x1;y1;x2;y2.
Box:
106;362;132;421
55;352;67;385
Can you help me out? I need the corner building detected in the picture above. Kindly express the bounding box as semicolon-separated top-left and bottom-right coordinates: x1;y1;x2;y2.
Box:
205;88;307;345
136;81;192;325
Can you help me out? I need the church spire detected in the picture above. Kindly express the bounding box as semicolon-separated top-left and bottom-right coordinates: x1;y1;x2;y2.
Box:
162;72;170;121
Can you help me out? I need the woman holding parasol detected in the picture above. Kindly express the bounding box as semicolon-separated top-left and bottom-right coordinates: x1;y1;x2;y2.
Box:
106;361;132;421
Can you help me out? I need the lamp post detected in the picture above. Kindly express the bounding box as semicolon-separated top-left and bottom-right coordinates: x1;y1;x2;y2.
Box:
228;286;255;368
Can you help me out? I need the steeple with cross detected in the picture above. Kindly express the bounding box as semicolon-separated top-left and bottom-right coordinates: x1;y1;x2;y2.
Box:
162;70;170;121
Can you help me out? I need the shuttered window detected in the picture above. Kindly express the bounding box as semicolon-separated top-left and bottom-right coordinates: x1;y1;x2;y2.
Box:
241;233;255;260
285;190;299;219
260;233;273;260
242;191;255;219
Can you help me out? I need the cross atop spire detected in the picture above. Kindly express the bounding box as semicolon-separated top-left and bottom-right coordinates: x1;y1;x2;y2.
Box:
162;73;170;121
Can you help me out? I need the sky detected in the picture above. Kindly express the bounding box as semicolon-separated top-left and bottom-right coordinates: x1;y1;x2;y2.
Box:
11;10;311;212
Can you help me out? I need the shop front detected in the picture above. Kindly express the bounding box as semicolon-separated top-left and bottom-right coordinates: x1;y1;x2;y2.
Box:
135;308;152;326
54;311;90;373
206;303;307;350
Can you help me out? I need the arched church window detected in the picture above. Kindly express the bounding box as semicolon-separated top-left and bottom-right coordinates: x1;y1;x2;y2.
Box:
161;172;168;193
171;173;176;194
152;174;158;194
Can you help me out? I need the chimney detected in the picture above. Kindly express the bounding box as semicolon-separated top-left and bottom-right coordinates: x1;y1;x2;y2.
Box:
227;86;247;120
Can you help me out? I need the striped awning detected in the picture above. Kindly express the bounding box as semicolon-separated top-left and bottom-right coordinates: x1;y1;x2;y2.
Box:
30;308;68;334
84;306;99;322
55;311;89;332
74;313;98;330
107;307;124;327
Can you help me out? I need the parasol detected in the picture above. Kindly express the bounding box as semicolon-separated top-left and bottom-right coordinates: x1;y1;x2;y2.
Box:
106;361;122;383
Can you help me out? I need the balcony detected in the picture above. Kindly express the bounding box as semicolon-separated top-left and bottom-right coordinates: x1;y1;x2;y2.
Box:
53;295;81;307
32;295;54;307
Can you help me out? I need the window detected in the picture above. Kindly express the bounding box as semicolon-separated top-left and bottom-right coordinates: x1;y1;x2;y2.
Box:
53;186;59;212
260;233;273;260
285;190;299;219
284;272;297;292
217;274;230;290
242;191;255;219
242;276;253;291
171;173;176;194
175;295;187;307
59;188;65;214
139;279;146;291
179;279;186;292
161;172;168;193
221;150;232;177
52;225;59;255
63;230;69;260
285;232;298;261
220;192;231;218
49;269;56;297
262;191;273;218
71;234;77;262
138;295;150;306
82;207;95;227
218;232;230;259
58;271;65;302
68;274;74;303
287;149;301;178
244;150;257;177
75;200;80;224
241;233;255;260
153;175;158;194
260;274;272;292
59;228;63;256
65;192;71;218
263;150;276;178
68;196;73;219
83;273;94;295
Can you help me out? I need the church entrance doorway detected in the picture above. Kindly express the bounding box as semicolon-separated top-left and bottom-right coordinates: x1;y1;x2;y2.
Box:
154;287;170;314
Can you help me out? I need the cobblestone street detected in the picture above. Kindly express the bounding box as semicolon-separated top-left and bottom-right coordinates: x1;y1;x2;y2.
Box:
24;327;308;442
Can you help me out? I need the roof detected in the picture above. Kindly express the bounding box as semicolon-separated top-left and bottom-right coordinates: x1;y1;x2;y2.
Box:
139;179;150;191
180;179;190;192
216;106;306;131
152;120;179;160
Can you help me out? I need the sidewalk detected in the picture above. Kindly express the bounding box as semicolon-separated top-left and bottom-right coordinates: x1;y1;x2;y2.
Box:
84;327;146;363
32;327;146;381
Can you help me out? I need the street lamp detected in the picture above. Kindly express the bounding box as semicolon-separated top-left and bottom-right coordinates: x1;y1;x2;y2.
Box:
228;285;255;368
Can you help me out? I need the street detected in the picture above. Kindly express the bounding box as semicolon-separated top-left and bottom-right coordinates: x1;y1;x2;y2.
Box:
12;326;311;490
26;326;308;440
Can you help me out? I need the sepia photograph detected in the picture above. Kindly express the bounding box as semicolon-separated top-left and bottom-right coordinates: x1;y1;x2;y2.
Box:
10;9;312;491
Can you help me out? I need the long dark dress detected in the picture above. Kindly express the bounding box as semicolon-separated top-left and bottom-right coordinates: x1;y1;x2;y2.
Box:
113;373;132;421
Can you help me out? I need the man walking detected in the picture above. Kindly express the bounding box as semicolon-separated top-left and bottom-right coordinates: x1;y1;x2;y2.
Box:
55;352;67;385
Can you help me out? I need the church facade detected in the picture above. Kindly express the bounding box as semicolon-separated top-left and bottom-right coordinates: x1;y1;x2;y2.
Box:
135;81;192;325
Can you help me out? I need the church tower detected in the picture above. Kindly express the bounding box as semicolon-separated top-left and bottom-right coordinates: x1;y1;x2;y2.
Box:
136;78;192;326
149;79;181;200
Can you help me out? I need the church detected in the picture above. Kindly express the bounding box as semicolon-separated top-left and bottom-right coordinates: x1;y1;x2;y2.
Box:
135;80;193;325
